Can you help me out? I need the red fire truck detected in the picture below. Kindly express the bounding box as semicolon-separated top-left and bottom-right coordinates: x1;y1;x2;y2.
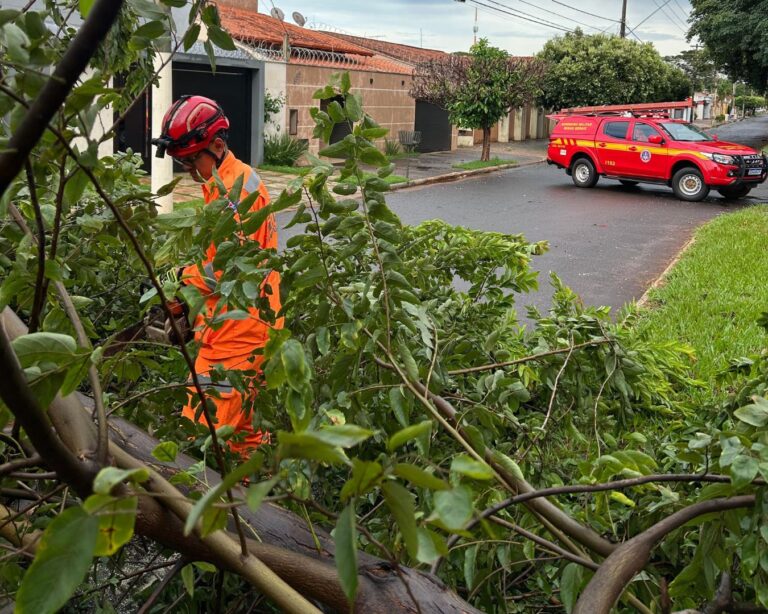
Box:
546;102;767;201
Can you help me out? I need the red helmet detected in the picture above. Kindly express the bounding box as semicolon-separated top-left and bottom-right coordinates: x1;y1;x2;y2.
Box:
152;95;230;159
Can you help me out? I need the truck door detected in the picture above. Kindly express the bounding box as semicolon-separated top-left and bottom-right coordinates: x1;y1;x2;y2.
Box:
628;121;669;179
595;120;634;175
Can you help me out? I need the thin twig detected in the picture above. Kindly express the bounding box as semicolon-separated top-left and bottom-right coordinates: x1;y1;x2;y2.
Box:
0;454;43;478
136;557;189;614
448;338;610;375
24;161;46;333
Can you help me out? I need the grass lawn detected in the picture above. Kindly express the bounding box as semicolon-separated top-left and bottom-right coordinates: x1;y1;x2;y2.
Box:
175;198;204;209
337;172;410;187
637;205;768;386
258;164;311;176
452;157;516;171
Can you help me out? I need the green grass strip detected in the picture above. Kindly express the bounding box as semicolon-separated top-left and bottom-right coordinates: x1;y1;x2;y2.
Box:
638;205;768;384
258;164;311;176
452;157;516;171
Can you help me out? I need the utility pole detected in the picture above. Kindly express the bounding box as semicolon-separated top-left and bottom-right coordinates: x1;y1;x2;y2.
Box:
473;7;478;45
620;0;627;38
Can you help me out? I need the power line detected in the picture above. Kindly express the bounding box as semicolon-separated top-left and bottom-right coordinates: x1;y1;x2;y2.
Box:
508;0;602;31
632;0;673;31
548;0;621;23
652;0;688;33
468;0;574;33
481;0;576;32
671;0;691;27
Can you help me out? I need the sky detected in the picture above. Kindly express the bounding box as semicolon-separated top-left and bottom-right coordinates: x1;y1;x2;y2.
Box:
259;0;696;57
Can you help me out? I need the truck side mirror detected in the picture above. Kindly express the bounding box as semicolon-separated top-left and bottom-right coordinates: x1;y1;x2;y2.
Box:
648;135;663;144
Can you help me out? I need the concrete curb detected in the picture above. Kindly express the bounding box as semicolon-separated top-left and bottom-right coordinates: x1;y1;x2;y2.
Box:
388;157;547;191
636;234;697;309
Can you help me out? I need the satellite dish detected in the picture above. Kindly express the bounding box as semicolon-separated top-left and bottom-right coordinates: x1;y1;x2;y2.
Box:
292;11;306;27
270;7;285;21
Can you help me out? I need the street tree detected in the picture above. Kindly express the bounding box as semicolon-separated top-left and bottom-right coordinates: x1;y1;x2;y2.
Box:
664;48;722;94
411;39;545;161
537;30;691;110
688;0;768;91
4;2;768;613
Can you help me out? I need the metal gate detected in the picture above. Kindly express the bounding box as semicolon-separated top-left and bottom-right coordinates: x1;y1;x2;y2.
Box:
173;62;252;162
414;101;451;153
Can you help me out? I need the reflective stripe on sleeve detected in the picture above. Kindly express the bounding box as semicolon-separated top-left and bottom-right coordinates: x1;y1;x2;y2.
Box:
244;170;261;194
196;375;233;392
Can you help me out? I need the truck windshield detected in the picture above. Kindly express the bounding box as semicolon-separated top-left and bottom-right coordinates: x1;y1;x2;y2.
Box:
658;122;713;142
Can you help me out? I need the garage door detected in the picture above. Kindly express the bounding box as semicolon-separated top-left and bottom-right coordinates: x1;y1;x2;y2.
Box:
173;62;252;163
415;101;451;153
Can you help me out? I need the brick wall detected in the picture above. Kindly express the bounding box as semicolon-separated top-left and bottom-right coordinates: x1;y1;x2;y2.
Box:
285;64;415;154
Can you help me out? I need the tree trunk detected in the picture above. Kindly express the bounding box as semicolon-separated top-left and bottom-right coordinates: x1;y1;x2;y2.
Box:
481;126;492;161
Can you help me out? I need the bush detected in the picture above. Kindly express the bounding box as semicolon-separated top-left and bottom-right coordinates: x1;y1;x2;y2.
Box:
715;114;726;123
384;138;401;156
263;133;308;166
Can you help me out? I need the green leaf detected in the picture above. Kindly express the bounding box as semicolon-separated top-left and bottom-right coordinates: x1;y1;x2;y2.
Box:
394;463;450;491
246;478;278;512
560;562;584;613
731;455;759;489
464;543;478;589
184;452;264;535
207;24;236;50
432;486;473;531
451;454;494;480
362;127;389;139
83;495;138;556
388;420;432;451
201;505;228;537
133;21;166;39
360;147;388;166
281;339;310;392
316;424;373;447
490;449;525;482
16;507;98;614
183;23;201;51
185;453;263;536
12;332;77;366
151;441;179;463
93;467;149;495
341;460;383;500
735;397;768;427
277;431;349;465
382;481;419;557
345;94;363;122
181;564;195;596
416;528;448;564
316;326;331;355
335;503;358;604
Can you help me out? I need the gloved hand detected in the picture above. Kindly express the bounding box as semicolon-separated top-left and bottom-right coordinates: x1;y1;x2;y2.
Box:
163;298;192;346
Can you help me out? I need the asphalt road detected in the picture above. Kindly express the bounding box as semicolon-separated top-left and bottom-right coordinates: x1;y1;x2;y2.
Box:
278;115;768;324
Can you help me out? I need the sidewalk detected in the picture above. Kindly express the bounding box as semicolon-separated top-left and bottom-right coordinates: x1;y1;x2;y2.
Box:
172;139;549;205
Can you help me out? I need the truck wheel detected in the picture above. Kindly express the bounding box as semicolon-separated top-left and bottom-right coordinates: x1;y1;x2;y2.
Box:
571;158;598;188
718;184;751;199
619;180;638;187
672;167;709;202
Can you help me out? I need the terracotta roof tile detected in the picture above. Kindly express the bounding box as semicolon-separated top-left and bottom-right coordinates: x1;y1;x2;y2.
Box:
215;4;374;56
321;32;448;65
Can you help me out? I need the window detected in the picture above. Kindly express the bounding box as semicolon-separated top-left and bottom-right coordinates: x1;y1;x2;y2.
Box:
289;109;298;136
633;122;660;143
603;121;629;139
658;121;713;142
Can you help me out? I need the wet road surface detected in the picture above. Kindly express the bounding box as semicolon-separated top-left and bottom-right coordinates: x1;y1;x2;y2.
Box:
278;116;768;325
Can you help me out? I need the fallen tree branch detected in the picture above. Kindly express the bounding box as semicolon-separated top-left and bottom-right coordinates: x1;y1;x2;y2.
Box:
574;495;755;614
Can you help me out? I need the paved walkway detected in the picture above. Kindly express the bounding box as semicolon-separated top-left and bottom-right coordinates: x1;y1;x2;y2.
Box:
171;140;549;205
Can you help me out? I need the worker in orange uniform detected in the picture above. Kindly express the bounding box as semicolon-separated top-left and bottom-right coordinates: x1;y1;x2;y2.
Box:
152;95;281;456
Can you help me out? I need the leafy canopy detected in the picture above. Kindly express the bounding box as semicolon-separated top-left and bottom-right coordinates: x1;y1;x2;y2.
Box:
537;30;692;110
688;0;768;91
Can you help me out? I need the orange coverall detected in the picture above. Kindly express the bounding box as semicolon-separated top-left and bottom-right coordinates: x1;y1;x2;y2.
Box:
180;151;282;455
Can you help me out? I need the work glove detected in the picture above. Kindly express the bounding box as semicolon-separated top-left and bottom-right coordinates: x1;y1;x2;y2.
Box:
163;298;192;346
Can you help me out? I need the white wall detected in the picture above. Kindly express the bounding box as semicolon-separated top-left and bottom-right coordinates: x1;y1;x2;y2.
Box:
264;60;287;137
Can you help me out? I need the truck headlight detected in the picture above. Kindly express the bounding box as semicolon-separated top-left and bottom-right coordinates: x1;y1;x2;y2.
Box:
710;153;737;165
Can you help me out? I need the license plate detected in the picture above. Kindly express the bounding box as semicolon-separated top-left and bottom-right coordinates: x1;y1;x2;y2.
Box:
747;168;763;176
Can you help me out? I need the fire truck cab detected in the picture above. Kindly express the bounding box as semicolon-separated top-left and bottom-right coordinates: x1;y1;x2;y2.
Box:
547;104;767;202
